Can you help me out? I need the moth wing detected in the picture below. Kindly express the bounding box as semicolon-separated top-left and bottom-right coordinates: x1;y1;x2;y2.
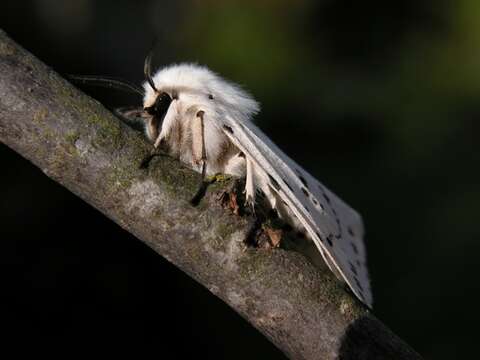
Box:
219;117;372;307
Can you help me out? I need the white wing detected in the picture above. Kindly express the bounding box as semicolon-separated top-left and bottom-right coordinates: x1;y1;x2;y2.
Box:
219;116;372;307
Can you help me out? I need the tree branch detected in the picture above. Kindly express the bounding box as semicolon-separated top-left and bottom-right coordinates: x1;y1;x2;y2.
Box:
0;29;422;360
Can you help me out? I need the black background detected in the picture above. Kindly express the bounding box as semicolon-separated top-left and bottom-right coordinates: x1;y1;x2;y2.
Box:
2;1;479;358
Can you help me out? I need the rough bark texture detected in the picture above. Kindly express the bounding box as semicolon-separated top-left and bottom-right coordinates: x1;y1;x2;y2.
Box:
0;29;422;360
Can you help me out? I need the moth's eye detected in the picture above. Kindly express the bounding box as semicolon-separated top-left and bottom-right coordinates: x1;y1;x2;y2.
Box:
145;92;172;116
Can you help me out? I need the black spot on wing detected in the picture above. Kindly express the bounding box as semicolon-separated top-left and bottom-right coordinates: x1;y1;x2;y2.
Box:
223;125;233;134
295;169;309;189
316;183;331;202
311;197;325;211
256;189;266;199
316;189;341;238
354;276;364;293
238;151;245;158
268;174;280;191
349;261;358;276
351;242;359;255
314;200;325;211
348;226;355;237
301;187;309;197
282;179;294;192
299;176;308;188
323;193;331;204
326;234;334;247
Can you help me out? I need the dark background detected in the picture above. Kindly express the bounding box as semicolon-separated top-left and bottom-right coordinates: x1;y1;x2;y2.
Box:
1;0;479;358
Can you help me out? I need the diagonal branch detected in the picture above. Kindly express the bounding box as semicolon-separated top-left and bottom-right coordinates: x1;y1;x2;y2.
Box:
0;29;422;360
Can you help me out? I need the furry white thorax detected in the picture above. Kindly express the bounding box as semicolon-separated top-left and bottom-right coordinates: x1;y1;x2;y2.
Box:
142;63;259;176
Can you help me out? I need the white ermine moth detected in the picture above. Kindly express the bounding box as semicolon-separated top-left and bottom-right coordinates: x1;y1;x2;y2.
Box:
72;55;373;308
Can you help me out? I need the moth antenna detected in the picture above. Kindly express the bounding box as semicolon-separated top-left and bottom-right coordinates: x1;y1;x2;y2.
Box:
68;75;144;96
144;46;158;92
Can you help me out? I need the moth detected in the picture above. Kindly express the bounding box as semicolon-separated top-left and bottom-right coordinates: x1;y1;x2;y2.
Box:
71;52;373;308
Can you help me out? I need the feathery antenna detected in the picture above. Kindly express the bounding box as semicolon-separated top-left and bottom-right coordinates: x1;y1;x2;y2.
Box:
68;75;144;96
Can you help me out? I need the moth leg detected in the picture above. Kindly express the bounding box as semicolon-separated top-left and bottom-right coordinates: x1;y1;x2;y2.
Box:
144;116;159;144
190;110;210;206
154;133;164;148
137;116;169;169
139;147;169;169
245;157;256;212
133;116;157;169
192;110;207;177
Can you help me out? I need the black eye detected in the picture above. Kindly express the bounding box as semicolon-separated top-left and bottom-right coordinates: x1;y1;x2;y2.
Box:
145;92;172;116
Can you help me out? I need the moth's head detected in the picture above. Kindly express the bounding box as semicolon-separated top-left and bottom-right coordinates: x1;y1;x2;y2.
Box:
142;58;259;121
142;53;174;120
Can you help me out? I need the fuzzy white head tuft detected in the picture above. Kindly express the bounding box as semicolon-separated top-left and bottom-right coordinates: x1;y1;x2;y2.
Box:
143;63;259;119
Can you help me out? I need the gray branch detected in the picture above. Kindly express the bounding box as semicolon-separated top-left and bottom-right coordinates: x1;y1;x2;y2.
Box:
0;29;422;360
